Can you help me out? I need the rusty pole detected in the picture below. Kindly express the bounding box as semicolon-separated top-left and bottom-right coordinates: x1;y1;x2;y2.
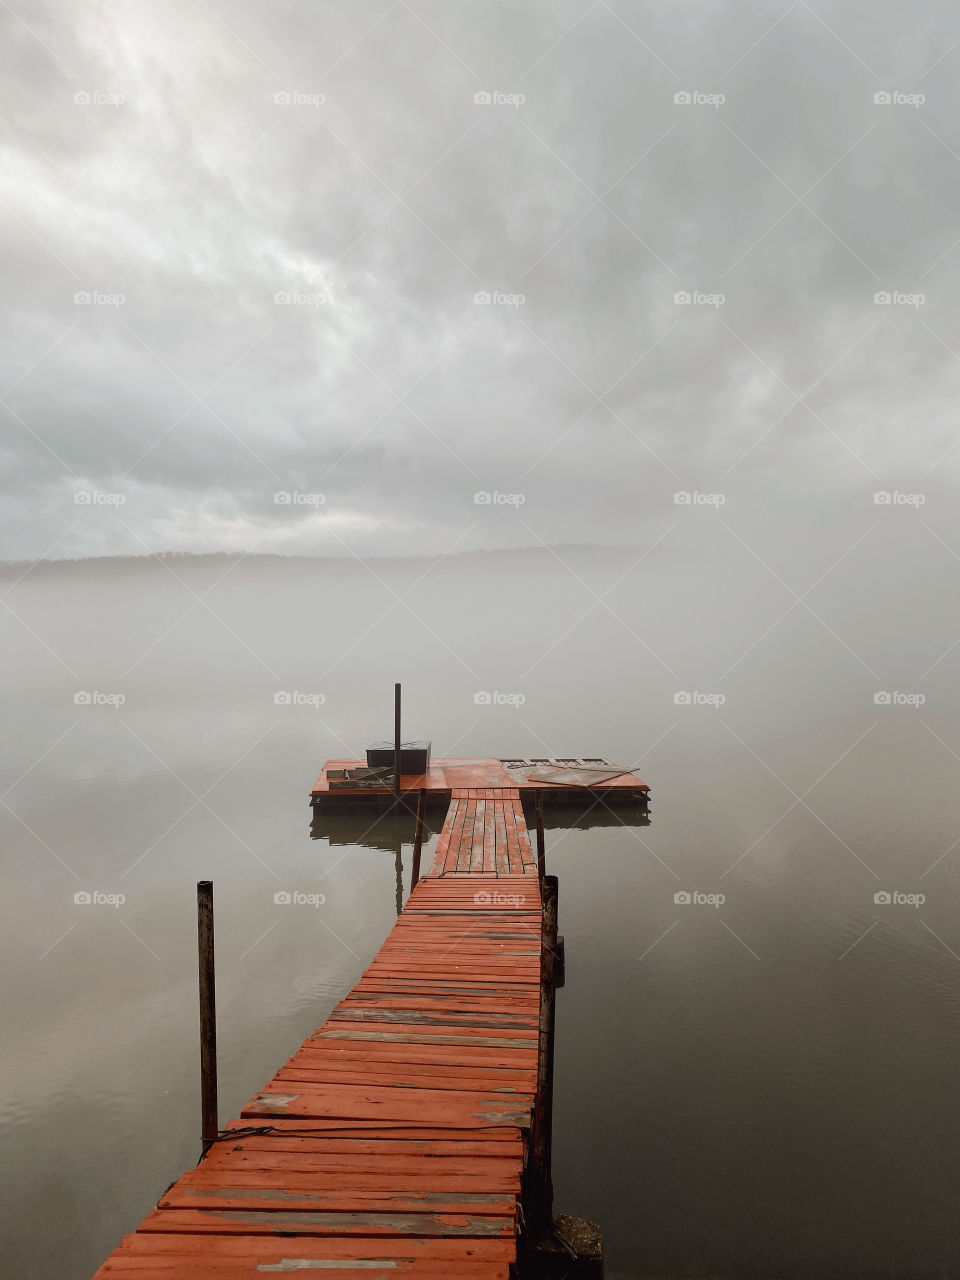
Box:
535;791;546;879
410;788;426;892
529;874;558;1239
393;682;402;805
197;880;218;1154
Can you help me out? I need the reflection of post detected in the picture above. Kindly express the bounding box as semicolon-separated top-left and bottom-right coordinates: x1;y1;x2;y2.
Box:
410;789;426;892
530;874;558;1239
394;834;403;917
196;880;218;1155
535;791;545;879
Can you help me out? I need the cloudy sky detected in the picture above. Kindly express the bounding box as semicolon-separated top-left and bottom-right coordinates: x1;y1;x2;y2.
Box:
3;0;960;563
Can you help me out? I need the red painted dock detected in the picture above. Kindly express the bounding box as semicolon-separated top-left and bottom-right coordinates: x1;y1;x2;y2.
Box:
93;789;544;1278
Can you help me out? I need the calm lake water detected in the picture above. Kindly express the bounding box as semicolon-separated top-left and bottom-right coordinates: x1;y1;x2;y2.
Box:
4;546;960;1279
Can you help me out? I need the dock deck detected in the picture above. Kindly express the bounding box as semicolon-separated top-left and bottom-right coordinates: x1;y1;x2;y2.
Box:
311;755;650;808
93;789;545;1278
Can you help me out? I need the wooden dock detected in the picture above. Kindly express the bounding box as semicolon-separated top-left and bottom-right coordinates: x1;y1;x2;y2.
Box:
93;788;547;1278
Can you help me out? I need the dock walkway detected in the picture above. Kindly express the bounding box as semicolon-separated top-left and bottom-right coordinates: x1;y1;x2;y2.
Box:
94;789;542;1278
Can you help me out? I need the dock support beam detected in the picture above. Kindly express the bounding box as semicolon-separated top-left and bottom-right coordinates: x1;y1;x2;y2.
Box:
410;788;426;892
530;874;558;1240
197;880;218;1154
535;791;546;879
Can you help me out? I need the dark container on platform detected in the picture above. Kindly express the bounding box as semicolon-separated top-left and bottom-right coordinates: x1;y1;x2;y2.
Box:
366;740;431;773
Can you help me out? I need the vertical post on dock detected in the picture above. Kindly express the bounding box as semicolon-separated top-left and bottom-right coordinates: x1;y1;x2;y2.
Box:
529;874;558;1240
196;880;218;1155
393;682;402;805
535;791;546;879
410;788;426;892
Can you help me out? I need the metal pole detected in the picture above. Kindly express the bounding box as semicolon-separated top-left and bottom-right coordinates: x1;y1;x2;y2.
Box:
197;880;218;1154
530;874;558;1239
393;682;402;804
535;791;546;879
410;788;426;892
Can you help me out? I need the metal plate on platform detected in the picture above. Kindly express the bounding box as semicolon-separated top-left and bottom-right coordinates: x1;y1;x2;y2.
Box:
524;765;633;786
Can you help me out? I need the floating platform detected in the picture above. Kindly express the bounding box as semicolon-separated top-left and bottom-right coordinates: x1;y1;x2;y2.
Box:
311;755;650;812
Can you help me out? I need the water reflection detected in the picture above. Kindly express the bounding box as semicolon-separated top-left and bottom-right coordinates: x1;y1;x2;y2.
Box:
310;796;651;915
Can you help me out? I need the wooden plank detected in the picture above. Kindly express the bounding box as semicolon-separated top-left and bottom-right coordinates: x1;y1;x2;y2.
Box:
136;1208;517;1237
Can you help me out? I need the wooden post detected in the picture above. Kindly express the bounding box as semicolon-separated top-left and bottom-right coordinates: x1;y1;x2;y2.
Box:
529;874;558;1240
535;791;545;879
196;880;218;1154
410;788;426;892
393;682;402;804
